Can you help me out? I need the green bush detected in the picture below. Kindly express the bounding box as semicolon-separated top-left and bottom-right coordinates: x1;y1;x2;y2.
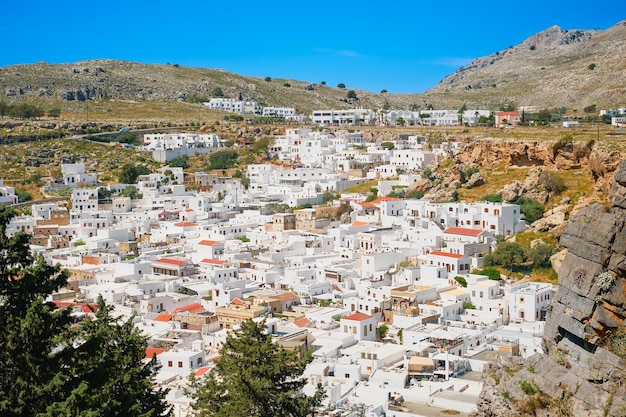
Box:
516;196;545;224
539;171;566;194
119;163;150;184
554;135;573;152
491;241;526;271
528;243;556;269
472;267;501;280
208;150;238;170
169;155;189;169
463;166;480;181
454;276;468;287
519;380;540;395
480;194;503;203
406;189;425;199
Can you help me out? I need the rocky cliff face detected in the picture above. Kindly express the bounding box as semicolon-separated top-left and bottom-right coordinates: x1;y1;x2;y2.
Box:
427;20;626;109
455;138;622;196
474;162;626;417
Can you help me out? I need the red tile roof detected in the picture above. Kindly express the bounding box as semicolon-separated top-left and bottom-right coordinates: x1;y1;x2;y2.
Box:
145;347;166;359
194;365;213;377
443;227;484;237
428;250;465;259
231;298;245;306
343;312;373;322
357;196;403;207
372;196;402;203
352;221;368;227
53;301;97;313
155;258;191;267
272;292;300;302
172;303;205;313
174;221;198;227
294;317;312;328
199;239;220;246
200;258;226;265
154;313;173;322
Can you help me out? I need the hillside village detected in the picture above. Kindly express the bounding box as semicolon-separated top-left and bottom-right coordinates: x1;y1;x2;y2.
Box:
0;122;573;417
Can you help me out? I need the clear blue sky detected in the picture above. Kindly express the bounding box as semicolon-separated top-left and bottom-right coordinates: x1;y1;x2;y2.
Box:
1;1;621;94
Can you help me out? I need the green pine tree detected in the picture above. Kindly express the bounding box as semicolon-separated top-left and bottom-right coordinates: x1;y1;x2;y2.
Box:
0;207;171;416
191;319;325;417
45;296;170;416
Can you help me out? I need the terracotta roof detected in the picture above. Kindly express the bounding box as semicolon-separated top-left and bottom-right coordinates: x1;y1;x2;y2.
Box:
155;258;191;267
200;258;226;265
372;196;402;203
428;250;465;259
199;239;220;246
272;292;300;302
443;227;484;237
294;317;312;328
145;347;166;359
194;365;213;377
154;313;173;322
352;221;368;227
174;221;198;227
172;303;205;313
231;298;245;306
343;312;373;321
358;196;402;207
53;301;97;313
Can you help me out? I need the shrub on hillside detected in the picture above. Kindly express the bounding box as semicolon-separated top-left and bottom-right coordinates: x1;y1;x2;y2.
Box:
516;196;545;224
539;171;566;194
481;193;503;203
208;150;238;170
528;242;556;269
472;267;502;280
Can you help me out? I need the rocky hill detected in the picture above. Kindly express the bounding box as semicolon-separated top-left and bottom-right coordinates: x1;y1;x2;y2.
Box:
0;60;420;114
474;162;626;417
1;20;625;112
426;19;626;110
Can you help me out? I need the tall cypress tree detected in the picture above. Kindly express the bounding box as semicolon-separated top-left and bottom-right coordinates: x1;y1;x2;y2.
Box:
0;207;171;416
191;319;325;417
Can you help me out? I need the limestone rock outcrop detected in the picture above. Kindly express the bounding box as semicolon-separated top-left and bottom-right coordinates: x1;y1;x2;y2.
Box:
474;161;626;417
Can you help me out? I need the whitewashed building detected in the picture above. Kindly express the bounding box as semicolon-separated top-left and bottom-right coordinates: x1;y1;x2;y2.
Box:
509;282;553;323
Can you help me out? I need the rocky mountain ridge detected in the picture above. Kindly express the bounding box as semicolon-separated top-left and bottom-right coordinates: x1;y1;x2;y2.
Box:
1;19;625;112
427;19;626;109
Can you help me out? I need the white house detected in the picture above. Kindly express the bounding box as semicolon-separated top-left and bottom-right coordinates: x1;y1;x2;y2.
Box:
0;179;18;205
509;282;553;323
157;340;207;377
203;98;258;114
62;163;97;188
71;188;99;212
311;109;375;126
389;150;435;172
262;107;296;118
340;312;377;342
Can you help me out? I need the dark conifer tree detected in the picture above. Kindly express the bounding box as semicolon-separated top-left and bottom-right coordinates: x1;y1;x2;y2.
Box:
0;207;171;416
191;319;325;417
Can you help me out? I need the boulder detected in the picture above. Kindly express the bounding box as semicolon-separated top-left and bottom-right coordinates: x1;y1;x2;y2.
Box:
466;172;485;188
